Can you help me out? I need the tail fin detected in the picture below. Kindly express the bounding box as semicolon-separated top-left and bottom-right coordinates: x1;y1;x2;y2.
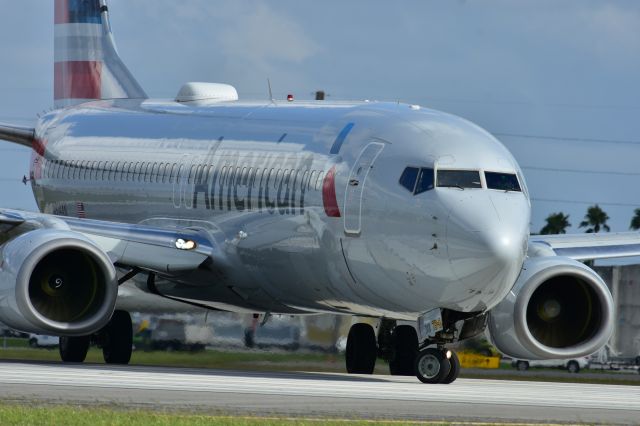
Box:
54;0;147;108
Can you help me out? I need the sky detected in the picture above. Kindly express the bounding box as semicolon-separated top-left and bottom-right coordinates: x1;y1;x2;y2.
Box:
1;0;639;234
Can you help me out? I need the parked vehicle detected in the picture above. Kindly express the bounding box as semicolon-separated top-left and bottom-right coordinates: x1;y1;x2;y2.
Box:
150;319;205;351
28;334;59;348
512;357;590;373
244;320;301;350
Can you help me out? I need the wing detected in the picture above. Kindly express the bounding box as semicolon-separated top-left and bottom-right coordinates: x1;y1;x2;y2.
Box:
0;208;217;274
0;122;34;147
529;232;640;261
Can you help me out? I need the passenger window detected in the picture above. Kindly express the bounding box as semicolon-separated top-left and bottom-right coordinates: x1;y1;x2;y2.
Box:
437;170;482;189
111;162;118;181
227;167;237;186
267;168;275;187
485;172;521;192
259;168;268;187
117;162;125;181
309;171;317;189
103;162;112;181
415;168;434;195
219;166;227;185
168;163;177;183
315;172;324;190
83;161;91;180
135;163;142;181
399;167;419;192
145;163;153;183
151;163;159;182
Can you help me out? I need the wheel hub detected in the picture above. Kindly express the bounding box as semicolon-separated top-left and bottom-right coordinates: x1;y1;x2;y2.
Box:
418;353;440;378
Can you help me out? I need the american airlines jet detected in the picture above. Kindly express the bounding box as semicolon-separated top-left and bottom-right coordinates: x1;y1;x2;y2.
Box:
0;0;637;384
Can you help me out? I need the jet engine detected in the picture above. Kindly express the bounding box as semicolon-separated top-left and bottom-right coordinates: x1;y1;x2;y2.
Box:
488;256;614;359
0;229;117;335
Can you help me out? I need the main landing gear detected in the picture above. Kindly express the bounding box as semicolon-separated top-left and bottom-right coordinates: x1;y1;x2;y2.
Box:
59;310;133;365
345;320;462;384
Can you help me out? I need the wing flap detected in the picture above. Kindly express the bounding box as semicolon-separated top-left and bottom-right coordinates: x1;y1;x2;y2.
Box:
530;232;640;260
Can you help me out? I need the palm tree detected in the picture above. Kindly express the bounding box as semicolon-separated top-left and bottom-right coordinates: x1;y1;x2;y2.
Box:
540;212;571;235
579;205;610;233
631;208;640;231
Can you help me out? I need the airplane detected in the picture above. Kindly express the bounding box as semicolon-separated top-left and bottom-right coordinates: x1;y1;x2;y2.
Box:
0;0;638;384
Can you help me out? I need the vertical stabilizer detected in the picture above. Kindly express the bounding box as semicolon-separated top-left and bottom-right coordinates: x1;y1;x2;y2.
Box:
54;0;147;108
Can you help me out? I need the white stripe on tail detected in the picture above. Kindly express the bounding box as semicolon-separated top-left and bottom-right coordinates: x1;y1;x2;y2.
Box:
54;0;146;108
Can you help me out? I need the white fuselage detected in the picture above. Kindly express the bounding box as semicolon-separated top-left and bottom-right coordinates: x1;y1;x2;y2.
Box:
30;99;531;320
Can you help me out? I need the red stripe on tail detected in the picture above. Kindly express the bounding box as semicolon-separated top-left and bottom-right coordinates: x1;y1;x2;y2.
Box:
54;61;102;100
54;0;70;24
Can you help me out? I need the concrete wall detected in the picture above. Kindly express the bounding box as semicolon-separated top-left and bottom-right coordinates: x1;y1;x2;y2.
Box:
596;265;640;358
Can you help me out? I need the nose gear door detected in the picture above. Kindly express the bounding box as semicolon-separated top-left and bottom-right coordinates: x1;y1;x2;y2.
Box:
343;142;385;235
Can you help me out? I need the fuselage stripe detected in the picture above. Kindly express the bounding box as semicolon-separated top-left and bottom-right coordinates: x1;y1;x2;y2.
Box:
322;166;341;217
329;123;355;155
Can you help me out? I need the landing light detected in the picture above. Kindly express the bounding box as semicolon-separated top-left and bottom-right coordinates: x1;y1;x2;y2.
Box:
175;239;197;251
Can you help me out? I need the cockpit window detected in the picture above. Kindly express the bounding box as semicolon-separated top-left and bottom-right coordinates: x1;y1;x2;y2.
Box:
437;170;482;189
485;172;521;192
399;167;419;192
415;168;434;194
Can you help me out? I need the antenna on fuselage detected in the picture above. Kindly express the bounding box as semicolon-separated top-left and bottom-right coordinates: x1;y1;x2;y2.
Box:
267;78;275;104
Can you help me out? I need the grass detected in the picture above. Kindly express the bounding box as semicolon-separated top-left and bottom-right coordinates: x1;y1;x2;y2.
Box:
0;403;458;426
0;346;357;372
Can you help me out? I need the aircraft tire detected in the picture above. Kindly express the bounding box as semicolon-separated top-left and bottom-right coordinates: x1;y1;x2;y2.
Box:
346;323;377;374
102;310;133;365
389;325;418;376
440;351;460;384
415;347;451;384
59;335;90;363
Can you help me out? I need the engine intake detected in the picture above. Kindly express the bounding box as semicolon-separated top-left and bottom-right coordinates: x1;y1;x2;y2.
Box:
488;256;614;359
0;229;117;335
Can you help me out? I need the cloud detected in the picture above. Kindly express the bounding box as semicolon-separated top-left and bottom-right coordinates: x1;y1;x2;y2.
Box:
581;4;640;61
217;2;321;66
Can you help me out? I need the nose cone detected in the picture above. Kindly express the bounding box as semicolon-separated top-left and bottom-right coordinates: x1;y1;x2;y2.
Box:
443;191;530;311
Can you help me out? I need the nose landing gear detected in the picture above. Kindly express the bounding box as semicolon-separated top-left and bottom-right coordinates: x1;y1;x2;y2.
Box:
346;320;462;384
414;347;461;384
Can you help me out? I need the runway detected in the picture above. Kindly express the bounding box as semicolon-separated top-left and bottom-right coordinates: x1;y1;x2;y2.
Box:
1;362;639;424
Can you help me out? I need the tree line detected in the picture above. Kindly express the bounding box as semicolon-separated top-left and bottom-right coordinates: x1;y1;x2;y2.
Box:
539;206;640;235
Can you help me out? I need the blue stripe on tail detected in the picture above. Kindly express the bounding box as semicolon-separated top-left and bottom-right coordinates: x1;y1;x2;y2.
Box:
68;0;102;24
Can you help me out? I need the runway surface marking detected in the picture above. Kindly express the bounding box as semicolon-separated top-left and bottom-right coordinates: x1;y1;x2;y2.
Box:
1;362;639;412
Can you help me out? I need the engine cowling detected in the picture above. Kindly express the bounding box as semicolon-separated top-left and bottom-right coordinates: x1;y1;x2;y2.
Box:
0;229;117;335
488;256;614;359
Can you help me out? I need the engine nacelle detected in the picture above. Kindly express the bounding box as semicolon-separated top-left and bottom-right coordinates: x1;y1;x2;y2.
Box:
488;256;614;359
0;229;117;335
